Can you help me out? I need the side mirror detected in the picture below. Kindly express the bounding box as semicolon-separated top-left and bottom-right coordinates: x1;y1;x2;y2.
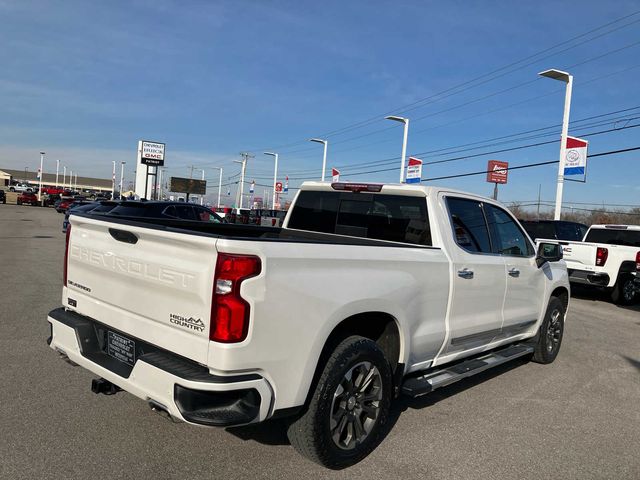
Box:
536;242;563;268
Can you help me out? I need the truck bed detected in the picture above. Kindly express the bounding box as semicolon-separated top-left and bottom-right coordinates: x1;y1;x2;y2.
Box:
79;211;436;249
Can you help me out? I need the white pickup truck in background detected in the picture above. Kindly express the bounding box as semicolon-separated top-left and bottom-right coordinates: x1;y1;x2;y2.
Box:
560;224;640;305
47;181;569;468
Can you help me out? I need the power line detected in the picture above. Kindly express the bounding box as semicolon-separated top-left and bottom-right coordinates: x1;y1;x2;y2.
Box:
240;121;640;181
248;11;640;152
423;145;640;182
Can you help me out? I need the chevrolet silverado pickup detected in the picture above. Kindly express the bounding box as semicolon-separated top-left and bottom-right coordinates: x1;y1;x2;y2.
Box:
558;224;640;304
47;182;569;468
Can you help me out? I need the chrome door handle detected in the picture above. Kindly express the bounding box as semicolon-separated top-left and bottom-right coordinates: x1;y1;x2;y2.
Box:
457;268;474;279
508;268;520;277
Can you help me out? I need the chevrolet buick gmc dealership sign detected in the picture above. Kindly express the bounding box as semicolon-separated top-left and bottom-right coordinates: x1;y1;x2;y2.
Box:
141;141;165;166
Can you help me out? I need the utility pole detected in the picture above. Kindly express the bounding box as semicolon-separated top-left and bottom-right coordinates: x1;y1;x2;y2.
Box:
200;169;205;205
537;184;542;220
234;152;253;209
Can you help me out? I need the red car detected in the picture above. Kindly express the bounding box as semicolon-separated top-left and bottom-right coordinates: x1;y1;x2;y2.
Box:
41;186;66;195
17;192;38;205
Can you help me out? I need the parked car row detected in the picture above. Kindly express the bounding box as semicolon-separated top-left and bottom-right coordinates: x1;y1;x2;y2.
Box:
213;207;287;226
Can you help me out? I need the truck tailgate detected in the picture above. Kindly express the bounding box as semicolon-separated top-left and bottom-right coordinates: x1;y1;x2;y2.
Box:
64;215;217;364
561;242;597;271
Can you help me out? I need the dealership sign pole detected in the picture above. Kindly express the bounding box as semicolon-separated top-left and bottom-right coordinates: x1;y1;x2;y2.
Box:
137;141;165;200
486;160;509;200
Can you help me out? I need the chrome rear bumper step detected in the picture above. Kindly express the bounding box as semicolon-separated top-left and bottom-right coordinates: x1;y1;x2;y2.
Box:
402;344;534;398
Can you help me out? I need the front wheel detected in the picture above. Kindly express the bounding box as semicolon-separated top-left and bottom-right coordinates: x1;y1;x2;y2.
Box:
532;297;565;364
287;336;392;469
610;274;638;305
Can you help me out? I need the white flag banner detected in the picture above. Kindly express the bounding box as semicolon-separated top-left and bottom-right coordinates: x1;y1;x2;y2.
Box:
564;136;588;176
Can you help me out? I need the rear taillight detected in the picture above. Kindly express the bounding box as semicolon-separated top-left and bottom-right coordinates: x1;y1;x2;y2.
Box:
63;225;71;286
596;247;608;267
636;251;640;271
210;254;261;343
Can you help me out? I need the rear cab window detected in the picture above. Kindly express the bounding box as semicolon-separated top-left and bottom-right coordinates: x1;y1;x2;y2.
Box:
585;228;640;247
287;190;432;246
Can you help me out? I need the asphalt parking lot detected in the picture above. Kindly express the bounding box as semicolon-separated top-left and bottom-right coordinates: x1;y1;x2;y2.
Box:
1;204;639;480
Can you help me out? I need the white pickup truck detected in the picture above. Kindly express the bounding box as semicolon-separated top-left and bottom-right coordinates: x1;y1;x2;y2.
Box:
47;181;569;468
560;224;640;305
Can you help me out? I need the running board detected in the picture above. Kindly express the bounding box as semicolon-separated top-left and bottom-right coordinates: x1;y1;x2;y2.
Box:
401;344;534;398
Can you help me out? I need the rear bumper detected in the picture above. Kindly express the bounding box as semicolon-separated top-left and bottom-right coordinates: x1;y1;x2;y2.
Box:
47;307;273;426
568;269;611;287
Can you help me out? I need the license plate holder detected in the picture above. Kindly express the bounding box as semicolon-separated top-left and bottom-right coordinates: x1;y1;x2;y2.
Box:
107;331;136;366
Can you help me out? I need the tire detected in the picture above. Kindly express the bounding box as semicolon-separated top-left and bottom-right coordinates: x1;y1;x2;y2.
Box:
532;297;565;364
9;187;15;192
610;274;638;305
287;335;392;469
17;200;22;205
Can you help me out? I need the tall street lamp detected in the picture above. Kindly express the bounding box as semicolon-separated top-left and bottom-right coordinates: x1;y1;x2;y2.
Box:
38;151;45;202
111;160;116;199
63;166;67;189
119;162;126;199
309;138;328;181
55;159;60;188
212;166;223;209
385;116;410;183
264;152;279;209
539;68;573;220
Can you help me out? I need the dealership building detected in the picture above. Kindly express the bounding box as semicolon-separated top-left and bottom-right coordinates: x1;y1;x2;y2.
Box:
0;168;113;192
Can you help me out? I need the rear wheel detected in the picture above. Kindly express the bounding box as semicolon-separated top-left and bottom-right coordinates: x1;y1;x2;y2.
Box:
287;336;392;469
532;297;564;364
610;274;638;305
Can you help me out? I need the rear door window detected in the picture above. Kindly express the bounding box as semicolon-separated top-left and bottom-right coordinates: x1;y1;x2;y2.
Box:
445;197;492;253
288;191;431;245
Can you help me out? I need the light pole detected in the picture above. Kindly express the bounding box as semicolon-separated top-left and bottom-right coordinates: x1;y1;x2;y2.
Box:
212;167;223;209
264;152;279;209
69;170;73;191
55;159;60;188
74;173;78;191
385;116;409;183
63;166;67;189
157;167;163;200
119;161;126;199
539;68;573;220
310;138;328;181
111;160;116;199
38;152;45;202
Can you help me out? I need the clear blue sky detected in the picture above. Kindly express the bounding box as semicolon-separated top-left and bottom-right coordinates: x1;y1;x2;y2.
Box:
1;0;639;209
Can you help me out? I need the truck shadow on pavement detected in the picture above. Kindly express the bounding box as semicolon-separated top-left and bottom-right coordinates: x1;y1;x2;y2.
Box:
621;355;640;372
227;357;531;447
